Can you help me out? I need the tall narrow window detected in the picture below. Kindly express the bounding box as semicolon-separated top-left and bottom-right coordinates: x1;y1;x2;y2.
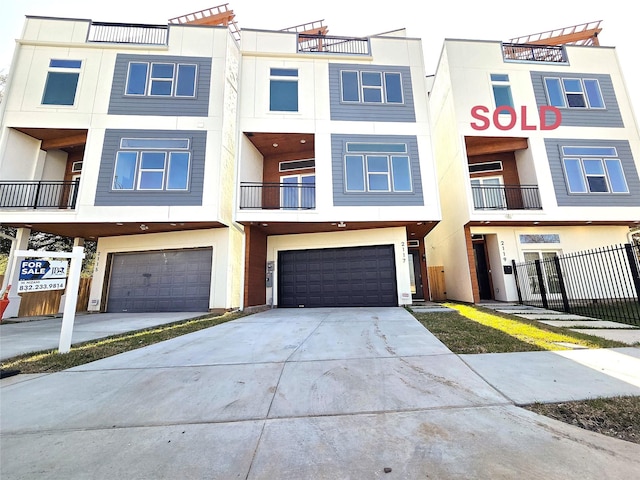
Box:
490;73;513;109
42;59;82;105
270;68;298;112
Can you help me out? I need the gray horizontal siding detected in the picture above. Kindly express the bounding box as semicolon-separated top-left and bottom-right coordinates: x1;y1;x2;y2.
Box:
329;64;416;122
545;138;640;207
94;129;206;206
531;71;623;128
108;54;211;117
332;134;424;206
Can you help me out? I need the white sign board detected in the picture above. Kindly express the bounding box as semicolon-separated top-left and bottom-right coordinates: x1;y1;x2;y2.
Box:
17;259;69;292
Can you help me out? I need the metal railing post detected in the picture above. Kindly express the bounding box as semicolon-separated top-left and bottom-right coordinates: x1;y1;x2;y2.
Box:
624;243;640;305
534;259;548;309
553;256;571;313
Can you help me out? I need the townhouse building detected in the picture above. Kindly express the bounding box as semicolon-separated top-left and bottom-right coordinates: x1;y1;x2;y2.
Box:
426;23;640;303
0;6;439;315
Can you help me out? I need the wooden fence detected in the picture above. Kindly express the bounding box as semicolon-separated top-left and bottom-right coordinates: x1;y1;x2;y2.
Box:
0;276;92;318
427;266;446;301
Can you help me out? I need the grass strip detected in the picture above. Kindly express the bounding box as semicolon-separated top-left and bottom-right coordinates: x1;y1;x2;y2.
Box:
1;310;248;374
444;303;604;351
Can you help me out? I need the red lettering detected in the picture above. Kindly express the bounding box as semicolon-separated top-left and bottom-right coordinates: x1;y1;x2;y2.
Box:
520;105;536;130
540;106;562;130
493;106;516;131
470;105;490;130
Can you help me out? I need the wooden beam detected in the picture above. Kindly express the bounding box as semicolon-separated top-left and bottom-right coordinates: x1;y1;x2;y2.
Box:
182;11;235;26
41;133;87;150
465;137;528;156
527;27;602;46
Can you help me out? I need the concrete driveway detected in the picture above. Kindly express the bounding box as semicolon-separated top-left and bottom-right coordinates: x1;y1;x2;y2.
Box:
1;307;639;479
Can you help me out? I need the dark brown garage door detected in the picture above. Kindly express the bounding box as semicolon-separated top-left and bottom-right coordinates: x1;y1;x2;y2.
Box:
278;245;397;307
107;248;212;312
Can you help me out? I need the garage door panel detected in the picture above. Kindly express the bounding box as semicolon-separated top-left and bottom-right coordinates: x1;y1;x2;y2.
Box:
278;245;397;308
107;248;212;313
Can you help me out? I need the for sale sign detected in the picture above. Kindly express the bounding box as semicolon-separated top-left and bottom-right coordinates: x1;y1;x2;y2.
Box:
18;259;68;292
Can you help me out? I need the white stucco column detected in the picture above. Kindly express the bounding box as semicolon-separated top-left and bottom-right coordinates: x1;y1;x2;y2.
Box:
2;227;30;319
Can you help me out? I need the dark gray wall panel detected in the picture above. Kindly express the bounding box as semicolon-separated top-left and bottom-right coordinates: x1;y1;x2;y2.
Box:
94;129;206;206
531;71;623;128
329;63;416;122
331;134;424;206
108;54;211;116
545;138;640;206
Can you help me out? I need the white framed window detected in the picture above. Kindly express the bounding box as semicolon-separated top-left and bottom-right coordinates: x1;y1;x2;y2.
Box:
561;146;628;194
125;62;197;98
270;68;298;112
470;176;506;209
490;73;514;108
340;70;404;104
344;143;412;193
281;174;315;209
544;77;605;109
523;250;562;295
112;138;191;191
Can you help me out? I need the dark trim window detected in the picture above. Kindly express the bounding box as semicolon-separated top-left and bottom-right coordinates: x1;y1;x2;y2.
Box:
544;77;605;109
125;62;197;97
270;68;298;112
344;143;412;192
113;138;191;191
490;73;514;108
42;59;82;105
340;70;404;104
561;146;628;194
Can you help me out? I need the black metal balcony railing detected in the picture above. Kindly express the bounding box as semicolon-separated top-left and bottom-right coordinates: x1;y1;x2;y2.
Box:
471;184;542;210
298;34;370;55
87;22;169;45
0;180;79;209
502;43;567;63
240;182;316;210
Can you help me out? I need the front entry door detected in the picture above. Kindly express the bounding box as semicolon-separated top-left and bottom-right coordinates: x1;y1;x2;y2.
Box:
408;251;424;300
473;242;492;300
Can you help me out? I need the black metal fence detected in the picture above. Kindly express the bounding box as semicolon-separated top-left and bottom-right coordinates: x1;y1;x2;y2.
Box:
512;243;640;326
502;43;567;63
0;180;79;209
240;182;316;210
298;34;370;55
87;22;168;45
472;185;542;210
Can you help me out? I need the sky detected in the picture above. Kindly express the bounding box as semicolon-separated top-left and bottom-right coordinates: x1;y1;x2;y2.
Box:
0;0;638;119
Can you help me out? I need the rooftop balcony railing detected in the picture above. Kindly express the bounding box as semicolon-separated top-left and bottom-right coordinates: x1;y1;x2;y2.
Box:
240;182;316;210
298;34;370;55
472;184;542;210
87;21;169;45
502;43;567;63
0;180;79;209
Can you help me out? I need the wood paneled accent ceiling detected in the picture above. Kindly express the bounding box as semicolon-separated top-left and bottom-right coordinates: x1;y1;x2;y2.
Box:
465;136;528;157
14;127;87;155
242;220;438;238
245;132;315;158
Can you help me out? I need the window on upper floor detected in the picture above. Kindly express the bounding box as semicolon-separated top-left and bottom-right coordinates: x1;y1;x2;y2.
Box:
270;68;298;112
125;62;197;97
340;70;404;104
112;138;191;191
561;146;628;194
544;77;605;109
344;143;412;192
490;73;514;108
42;59;82;105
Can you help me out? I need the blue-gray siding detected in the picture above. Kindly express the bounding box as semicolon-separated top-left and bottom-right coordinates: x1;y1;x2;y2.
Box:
108;54;211;116
332;134;424;206
329;64;416;122
94;129;206;206
531;71;623;128
545;138;640;207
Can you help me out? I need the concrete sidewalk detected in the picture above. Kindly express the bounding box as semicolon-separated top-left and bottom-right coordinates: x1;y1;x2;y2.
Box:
1;307;639;479
0;311;208;360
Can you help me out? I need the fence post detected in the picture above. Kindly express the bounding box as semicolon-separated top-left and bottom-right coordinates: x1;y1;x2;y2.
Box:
534;259;548;308
624;243;640;304
511;259;523;304
33;182;42;209
553;256;570;313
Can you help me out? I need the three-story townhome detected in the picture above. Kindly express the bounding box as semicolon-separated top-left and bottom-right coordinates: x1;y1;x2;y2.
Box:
426;22;640;304
0;8;244;315
236;24;440;308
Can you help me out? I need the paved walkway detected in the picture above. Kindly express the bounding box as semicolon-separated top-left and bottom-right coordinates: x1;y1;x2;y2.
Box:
1;307;639;479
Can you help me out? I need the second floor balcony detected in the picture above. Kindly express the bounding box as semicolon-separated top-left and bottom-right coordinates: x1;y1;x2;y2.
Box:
0;180;79;210
240;182;316;210
471;184;542;210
